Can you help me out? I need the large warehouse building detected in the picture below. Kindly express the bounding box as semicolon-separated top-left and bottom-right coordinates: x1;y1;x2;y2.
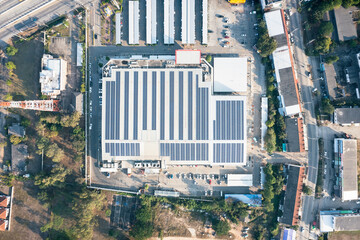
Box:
334;138;358;201
264;9;301;116
101;53;247;167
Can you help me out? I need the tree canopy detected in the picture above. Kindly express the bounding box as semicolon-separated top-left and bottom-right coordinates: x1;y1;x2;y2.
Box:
256;21;277;57
313;36;332;55
265;128;276;153
324;55;339;64
213;220;230;236
6;46;18;56
5;61;16;70
318;21;334;36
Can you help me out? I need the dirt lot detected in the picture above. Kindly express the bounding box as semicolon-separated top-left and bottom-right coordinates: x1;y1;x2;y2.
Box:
0;182;49;240
329;231;360;240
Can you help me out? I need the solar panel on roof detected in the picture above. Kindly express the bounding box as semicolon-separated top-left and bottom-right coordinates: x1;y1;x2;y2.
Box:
124;72;129;139
133;72;138;140
179;72;184;140
213;143;244;163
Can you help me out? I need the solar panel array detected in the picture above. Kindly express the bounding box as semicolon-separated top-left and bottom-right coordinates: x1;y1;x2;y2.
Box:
105;143;140;156
102;68;246;164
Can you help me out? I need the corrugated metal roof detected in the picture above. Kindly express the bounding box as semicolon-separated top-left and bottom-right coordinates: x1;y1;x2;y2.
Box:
146;0;157;44
128;1;139;44
164;0;175;44
181;0;195;44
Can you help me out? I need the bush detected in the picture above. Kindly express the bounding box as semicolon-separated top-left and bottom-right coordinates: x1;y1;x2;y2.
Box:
303;184;312;195
313;36;332;55
324;55;339;64
206;55;212;63
105;209;111;217
318;21;334;36
5;61;16;70
265;128;276;153
256;21;277;57
130;206;154;240
213;220;230;236
6;46;18;56
6;79;12;86
9;135;22;145
321;98;334;115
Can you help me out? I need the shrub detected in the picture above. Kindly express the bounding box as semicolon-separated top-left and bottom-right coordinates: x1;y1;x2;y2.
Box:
5;61;16;70
213;220;230;236
265;128;276;153
318;21;333;36
206;55;212;63
302;184;312;195
6;46;18;56
324;55;339;64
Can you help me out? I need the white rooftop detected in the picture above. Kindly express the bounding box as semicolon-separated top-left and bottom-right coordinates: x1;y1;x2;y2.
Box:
39;54;66;96
227;174;253;187
175;50;201;65
214;57;248;93
264;10;285;37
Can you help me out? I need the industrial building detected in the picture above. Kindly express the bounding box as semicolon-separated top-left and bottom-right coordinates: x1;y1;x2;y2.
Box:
226;174;253;187
115;12;122;45
164;0;175;44
285;117;305;152
213;57;248;93
334;6;358;41
101;53;247;168
39;54;67;97
264;10;301;116
225;194;261;207
279;165;305;226
334;108;360;126
334;138;358;201
202;0;208;45
76;43;83;66
181;0;195;44
128;0;139;45
320;210;360;232
146;0;157;44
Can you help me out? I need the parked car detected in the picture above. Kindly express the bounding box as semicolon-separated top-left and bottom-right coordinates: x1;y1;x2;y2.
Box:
224;17;229;23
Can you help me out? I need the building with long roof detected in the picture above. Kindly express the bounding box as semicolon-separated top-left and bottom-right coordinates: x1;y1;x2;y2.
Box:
101;53;247;167
320;210;360;232
264;10;301;116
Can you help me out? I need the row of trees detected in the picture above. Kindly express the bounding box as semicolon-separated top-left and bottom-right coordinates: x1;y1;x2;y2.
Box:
263;58;287;153
253;164;284;239
256;20;277;58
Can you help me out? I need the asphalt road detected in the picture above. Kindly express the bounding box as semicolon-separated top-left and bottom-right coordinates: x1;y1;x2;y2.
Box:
0;0;92;47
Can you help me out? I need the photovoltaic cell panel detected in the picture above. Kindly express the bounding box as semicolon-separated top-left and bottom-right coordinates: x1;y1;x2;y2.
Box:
124;72;129;139
152;71;157;130
110;81;115;139
214;100;244;140
115;72;121;140
160;72;165;140
169;72;174;140
179;71;184;140
213;143;244;163
105;82;111;140
143;72;147;130
133;72;138;140
188;74;193;140
159;143;208;161
109;143;140;156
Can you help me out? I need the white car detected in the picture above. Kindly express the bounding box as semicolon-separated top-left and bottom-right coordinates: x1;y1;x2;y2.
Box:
89;123;93;130
89;87;92;93
224;17;229;23
241;33;246;37
90;100;92;106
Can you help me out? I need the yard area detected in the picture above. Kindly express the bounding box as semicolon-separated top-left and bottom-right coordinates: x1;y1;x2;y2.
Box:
7;37;44;100
329;231;360;240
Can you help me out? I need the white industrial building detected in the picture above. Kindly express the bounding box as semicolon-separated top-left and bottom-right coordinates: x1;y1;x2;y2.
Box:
115;12;122;45
261;96;268;150
320;210;360;232
128;1;139;45
264;10;301;116
146;0;157;44
213;57;248;93
76;43;83;67
164;0;175;44
181;0;195;44
202;0;208;45
39;54;67;97
226;174;253;187
101;54;247;166
175;50;201;65
334;138;358;201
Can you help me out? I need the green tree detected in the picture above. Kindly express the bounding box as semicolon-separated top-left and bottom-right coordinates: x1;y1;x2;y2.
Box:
256;21;277;57
6;79;12;86
5;61;16;70
303;184;313;195
45;143;64;162
3;93;12;101
321;98;334;115
265;128;276;153
35;166;70;189
324;55;339;64
130;205;154;240
61;112;81;128
9;135;22;145
6;46;18;56
206;55;212;63
314;36;332;55
318;21;333;36
213;220;230;236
